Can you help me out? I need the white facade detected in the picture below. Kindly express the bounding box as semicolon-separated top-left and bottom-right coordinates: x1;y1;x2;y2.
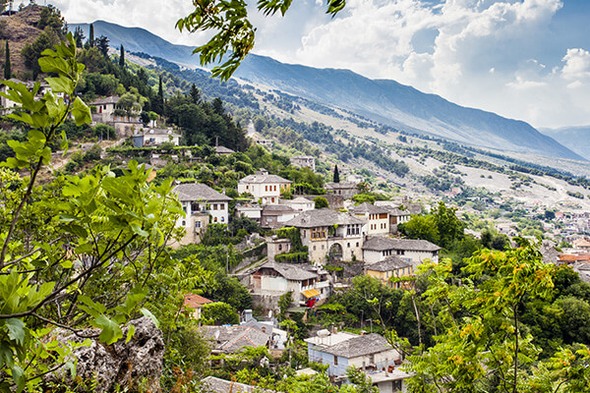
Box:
238;170;291;205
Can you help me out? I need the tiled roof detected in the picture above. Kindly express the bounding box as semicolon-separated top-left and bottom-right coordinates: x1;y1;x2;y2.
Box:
173;183;232;202
215;145;235;154
350;202;390;215
183;294;212;308
362;236;441;252
284;209;365;228
201;325;270;353
321;333;393;358
257;262;317;281
201;376;275;393
366;256;412;272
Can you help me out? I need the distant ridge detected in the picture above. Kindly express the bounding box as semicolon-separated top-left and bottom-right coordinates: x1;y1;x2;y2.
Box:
70;20;585;161
540;126;590;161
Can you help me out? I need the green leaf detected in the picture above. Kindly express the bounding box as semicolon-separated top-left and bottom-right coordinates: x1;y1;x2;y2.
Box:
95;315;123;345
11;365;24;393
140;308;160;328
71;97;91;126
45;76;74;94
5;319;25;346
125;324;136;344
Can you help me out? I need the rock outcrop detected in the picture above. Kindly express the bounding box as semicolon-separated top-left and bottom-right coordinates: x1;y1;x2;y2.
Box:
47;316;164;392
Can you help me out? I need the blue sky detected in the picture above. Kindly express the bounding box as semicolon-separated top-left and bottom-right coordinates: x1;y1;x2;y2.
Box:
26;0;590;129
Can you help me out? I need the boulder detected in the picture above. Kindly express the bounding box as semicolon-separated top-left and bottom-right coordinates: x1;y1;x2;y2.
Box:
47;316;164;392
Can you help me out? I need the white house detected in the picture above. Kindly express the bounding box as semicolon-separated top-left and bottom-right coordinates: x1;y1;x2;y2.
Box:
90;95;119;123
284;209;367;265
282;196;315;212
238;169;292;205
305;331;402;380
173;183;232;245
132;128;180;147
350;203;390;235
362;237;440;268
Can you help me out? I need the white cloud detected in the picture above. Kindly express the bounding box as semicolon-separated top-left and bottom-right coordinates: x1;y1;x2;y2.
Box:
561;48;590;81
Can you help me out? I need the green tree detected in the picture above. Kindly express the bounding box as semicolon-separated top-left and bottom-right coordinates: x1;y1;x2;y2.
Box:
176;0;346;79
73;26;85;48
87;23;94;47
3;40;10;79
119;44;125;67
0;35;182;391
406;242;556;393
333;164;340;183
314;196;329;209
201;301;240;325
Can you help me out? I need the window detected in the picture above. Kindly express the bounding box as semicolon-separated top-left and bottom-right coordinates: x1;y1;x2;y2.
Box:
313;245;316;251
356;242;359;247
271;197;275;203
195;221;201;228
334;355;338;365
347;243;350;248
220;204;225;210
214;217;218;222
279;244;283;251
213;204;218;210
265;185;268;191
221;217;225;222
181;220;186;226
274;185;277;191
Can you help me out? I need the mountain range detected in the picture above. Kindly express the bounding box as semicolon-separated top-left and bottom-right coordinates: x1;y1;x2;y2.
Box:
71;21;585;162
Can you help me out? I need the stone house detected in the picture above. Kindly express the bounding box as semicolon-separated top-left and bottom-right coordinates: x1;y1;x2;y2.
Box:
350;203;390;235
260;204;298;229
173;183;232;245
90;95;119;123
304;331;403;380
248;262;331;310
362;237;440;268
290;155;316;171
325;182;359;200
200;325;270;355
283;209;367;265
365;257;414;289
238;169;292;205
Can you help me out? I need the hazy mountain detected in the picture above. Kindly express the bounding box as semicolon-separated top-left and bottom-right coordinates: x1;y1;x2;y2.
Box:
70;21;199;67
540;126;590;161
71;20;584;161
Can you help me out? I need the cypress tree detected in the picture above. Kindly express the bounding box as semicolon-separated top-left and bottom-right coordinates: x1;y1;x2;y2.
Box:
4;41;11;80
119;44;125;68
88;23;94;47
333;164;340;183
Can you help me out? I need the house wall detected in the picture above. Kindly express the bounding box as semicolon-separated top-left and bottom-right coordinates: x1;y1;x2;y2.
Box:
181;200;229;224
363;249;384;264
404;250;438;267
267;239;292;263
301;227;364;265
374;379;406;393
307;347;350;376
363;249;438;266
175;212;209;246
365;215;390;236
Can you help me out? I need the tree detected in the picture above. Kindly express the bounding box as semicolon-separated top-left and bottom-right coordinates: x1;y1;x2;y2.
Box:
73;26;85;48
406;242;556;393
201;301;240;325
152;74;164;115
3;40;10;79
314;196;329;209
333;164;340;183
95;35;109;57
119;44;125;67
0;35;182;391
88;23;94;47
176;0;346;79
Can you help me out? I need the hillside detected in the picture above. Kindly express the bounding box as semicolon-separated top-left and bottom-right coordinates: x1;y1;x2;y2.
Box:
540;126;590;161
69;20;583;162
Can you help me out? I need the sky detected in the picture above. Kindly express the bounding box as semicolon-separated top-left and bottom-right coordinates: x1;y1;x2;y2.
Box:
20;0;590;129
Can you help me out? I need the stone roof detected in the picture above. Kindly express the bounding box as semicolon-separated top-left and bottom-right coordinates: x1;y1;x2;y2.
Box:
320;333;393;358
366;256;412;272
262;204;295;213
215;145;235;154
239;171;291;185
325;181;358;190
173;183;232;202
201;376;275;393
350;202;390;215
90;95;119;105
201;325;270;353
362;236;441;252
284;209;365;228
257;262;317;281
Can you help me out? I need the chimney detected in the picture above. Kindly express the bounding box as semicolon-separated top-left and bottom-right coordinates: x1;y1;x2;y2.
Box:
243;309;254;323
